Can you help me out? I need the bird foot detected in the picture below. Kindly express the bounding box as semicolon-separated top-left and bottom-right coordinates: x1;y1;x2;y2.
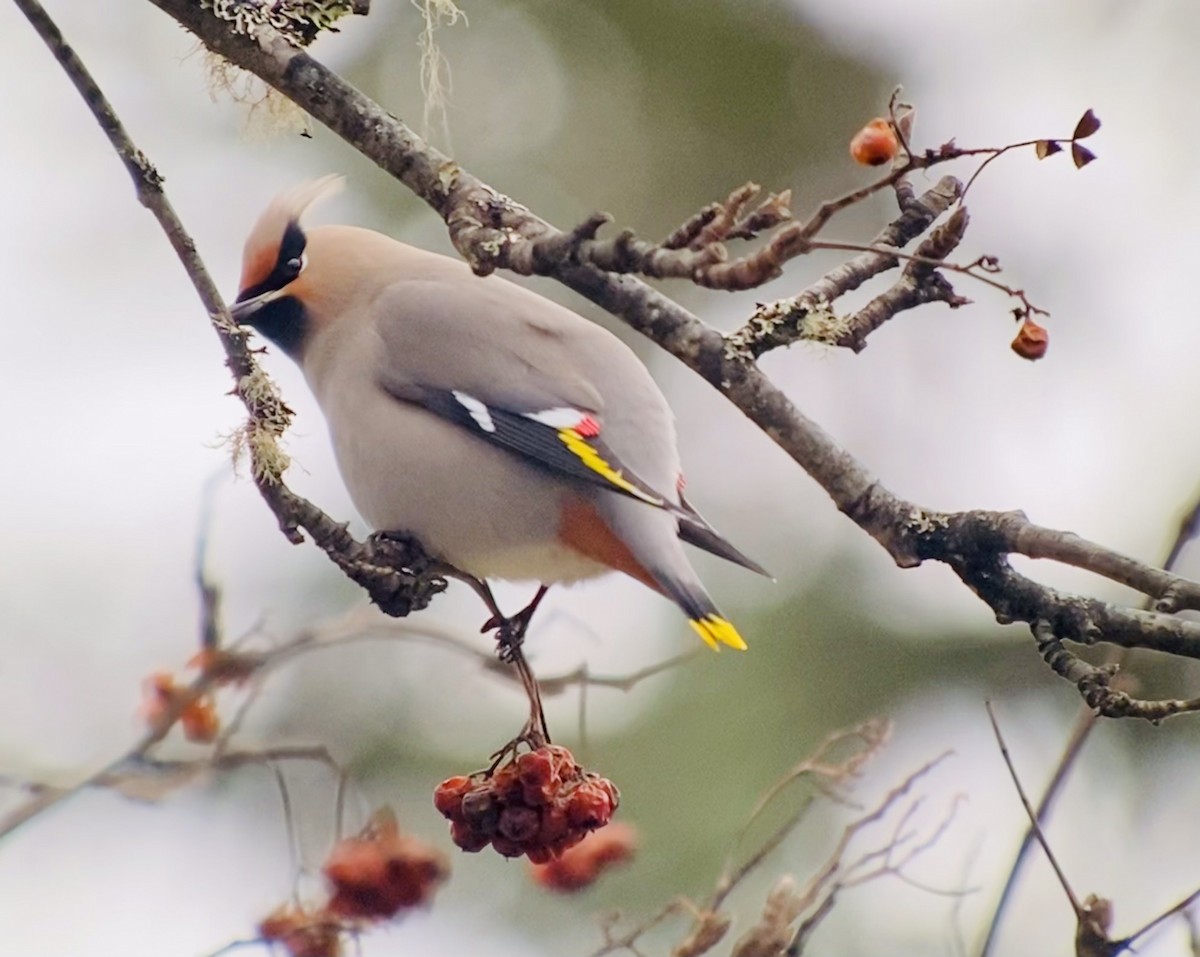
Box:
481;608;536;662
479;584;549;662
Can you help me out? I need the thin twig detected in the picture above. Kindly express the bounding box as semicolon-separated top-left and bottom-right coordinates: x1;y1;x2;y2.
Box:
984;702;1082;916
1119;886;1200;951
979;705;1098;957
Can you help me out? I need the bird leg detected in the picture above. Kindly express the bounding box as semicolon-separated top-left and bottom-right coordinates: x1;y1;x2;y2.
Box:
434;569;552;744
481;585;550;658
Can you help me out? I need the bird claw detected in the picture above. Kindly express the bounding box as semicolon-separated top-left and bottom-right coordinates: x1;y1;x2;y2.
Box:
492;614;533;662
479;585;547;660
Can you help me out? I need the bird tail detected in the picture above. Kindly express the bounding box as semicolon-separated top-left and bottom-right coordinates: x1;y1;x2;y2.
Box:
647;567;747;651
676;491;772;579
583;497;749;651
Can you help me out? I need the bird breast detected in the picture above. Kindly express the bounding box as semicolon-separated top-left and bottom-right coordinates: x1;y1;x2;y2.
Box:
307;334;608;584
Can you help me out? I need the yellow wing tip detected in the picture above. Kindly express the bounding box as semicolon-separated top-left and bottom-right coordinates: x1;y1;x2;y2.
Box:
689;615;748;652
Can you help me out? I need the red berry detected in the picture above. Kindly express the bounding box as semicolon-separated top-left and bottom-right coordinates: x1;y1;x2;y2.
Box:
433;776;472;818
181;697;220;743
450;820;490;853
545;745;578;776
138;671;179;730
850;118;899;166
1011;318;1049;360
258;906;341;957
460;788;500;835
499;805;541;843
491;835;524;858
517;749;556;786
567;784;613;829
538;805;571;845
529;824;638;893
323;811;448;920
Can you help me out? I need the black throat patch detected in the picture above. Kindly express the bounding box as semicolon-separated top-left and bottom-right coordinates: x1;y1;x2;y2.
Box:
236;219;309;357
245;295;309;359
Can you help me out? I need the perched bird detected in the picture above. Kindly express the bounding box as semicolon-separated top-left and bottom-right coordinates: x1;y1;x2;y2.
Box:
230;177;767;650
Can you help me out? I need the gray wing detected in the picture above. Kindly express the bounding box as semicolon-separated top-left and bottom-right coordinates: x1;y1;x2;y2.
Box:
371;274;682;509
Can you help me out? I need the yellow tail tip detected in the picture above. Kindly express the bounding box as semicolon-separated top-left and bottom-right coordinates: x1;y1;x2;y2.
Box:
688;615;748;652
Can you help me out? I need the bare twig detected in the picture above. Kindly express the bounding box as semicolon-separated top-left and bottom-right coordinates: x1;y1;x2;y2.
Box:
1119;887;1200;953
979;705;1099;957
779;751;957;955
985;702;1082;916
0;597;680;835
832;206;973;351
984;704;1124;955
713;719;893;911
983;490;1200;953
589;899;697;957
730;176;963;356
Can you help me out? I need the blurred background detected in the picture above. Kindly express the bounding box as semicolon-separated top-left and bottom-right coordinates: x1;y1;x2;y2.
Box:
3;0;1200;954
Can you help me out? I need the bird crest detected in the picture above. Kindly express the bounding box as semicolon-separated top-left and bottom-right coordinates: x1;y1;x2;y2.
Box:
239;174;344;295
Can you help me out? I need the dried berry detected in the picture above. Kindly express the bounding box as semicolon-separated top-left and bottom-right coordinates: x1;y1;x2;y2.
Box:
850;118;899;166
450;819;490;853
139;672;220;742
258;905;342;957
1011;318;1049;360
180;696;220;743
323;808;448;920
460;789;500;835
138;672;178;730
434;745;620;862
529;823;639;892
432;775;472;817
566;782;614;829
498;805;541;842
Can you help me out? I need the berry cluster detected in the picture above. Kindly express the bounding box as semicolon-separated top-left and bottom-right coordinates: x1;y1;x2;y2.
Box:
138;649;259;744
323;809;448;920
257;906;341;957
434;745;619;863
139;672;219;743
257;808;447;957
529;822;638;892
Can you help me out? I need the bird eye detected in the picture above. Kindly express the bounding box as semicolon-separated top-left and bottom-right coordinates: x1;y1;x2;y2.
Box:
285;255;304;277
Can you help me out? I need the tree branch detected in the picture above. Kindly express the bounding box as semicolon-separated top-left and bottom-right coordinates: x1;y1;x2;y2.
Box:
122;0;1200;715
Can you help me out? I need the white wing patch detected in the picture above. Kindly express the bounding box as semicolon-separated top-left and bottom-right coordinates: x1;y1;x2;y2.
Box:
525;407;601;436
452;390;497;433
525;407;587;429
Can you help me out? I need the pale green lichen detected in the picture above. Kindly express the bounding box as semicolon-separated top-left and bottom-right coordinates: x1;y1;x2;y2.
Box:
201;0;358;135
478;235;505;258
414;0;467;145
228;369;294;483
247;423;292;484
905;510;949;535
795;298;853;345
225;419;291;484
437;160;461;196
203;52;312;137
202;0;358;46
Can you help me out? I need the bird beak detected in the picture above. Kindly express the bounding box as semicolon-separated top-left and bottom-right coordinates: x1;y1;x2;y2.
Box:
229;287;284;325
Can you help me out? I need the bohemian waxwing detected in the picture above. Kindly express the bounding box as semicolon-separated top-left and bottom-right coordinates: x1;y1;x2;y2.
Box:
230;177;767;650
